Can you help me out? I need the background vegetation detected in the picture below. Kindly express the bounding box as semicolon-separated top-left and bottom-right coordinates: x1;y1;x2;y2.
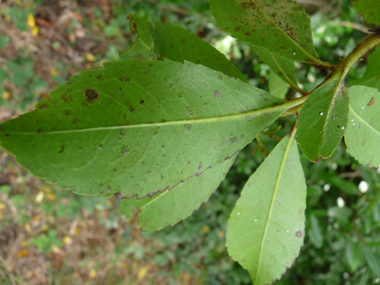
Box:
0;0;380;284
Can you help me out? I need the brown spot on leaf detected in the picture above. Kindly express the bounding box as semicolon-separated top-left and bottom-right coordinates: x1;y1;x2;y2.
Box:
120;78;131;82
71;119;77;124
85;89;98;102
61;94;72;102
367;98;375;106
62;109;71;116
38;103;48;109
125;101;134;113
58;145;65;153
96;75;104;82
214;91;221;98
181;38;187;44
295;231;304;238
241;2;256;9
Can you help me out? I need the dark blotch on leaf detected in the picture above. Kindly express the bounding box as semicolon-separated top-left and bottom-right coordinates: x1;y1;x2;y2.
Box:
181;38;187;44
140;100;144;105
38;103;48;109
58;145;65;154
61;94;72;102
96;75;104;82
295;231;304;238
120;78;131;82
85;89;98;102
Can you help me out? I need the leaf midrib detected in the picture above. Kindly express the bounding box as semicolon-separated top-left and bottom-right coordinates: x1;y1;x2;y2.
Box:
349;105;380;135
3;101;297;135
255;130;296;279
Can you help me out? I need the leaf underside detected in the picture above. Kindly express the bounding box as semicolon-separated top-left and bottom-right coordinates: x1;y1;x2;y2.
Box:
226;132;306;285
352;0;380;25
297;79;349;162
0;59;285;199
208;0;320;64
345;85;380;168
120;155;235;230
269;70;289;98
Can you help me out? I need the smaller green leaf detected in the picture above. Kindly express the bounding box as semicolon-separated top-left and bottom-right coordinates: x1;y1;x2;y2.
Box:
254;46;300;94
361;244;380;277
120;38;156;60
226;130;306;285
352;0;380;25
127;14;154;49
269;70;289;98
297;79;349;162
124;14;247;82
345;86;380;167
120;156;235;231
345;241;361;272
308;215;323;248
349;45;380;91
208;0;329;66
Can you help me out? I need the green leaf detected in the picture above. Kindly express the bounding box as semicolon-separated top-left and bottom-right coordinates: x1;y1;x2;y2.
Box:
345;85;380;167
352;0;380;25
254;46;300;94
127;14;154;49
208;0;327;66
349;45;380;91
122;14;247;82
345;241;361;272
120;156;234;230
0;59;285;199
120;38;156;60
269;70;289;98
226;131;306;285
361;244;380;277
308;214;323;248
297;79;349;162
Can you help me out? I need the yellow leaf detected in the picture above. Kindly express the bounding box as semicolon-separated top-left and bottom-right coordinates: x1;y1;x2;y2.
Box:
183;272;191;285
202;225;209;233
17;249;30;257
0;202;6;210
50;68;58;77
85;53;96;62
89;269;96;279
35;191;44;203
46;192;57;201
27;14;35;28
2;91;10;100
138;266;148;280
62;236;72;245
31;26;39;36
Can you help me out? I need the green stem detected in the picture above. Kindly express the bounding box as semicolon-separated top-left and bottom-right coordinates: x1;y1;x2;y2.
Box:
331;33;380;81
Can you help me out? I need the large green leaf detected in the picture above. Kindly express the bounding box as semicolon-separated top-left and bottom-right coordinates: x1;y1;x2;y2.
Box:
352;0;380;25
254;46;300;94
120;155;235;230
226;131;306;285
349;45;380;91
345;85;380;167
0;59;285;199
208;0;327;66
122;14;247;82
297;79;349;162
